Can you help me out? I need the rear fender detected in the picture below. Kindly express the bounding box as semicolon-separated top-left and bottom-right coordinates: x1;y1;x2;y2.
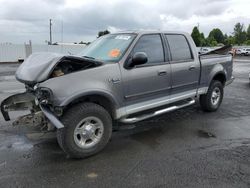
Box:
208;64;227;86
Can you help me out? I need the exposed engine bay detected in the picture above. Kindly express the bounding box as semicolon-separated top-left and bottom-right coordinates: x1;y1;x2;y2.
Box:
15;52;103;85
50;56;102;78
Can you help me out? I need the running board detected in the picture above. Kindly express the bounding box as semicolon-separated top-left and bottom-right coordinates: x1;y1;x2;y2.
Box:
120;99;195;124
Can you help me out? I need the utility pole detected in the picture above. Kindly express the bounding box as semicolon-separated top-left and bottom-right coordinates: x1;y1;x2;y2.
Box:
49;19;52;45
61;20;64;53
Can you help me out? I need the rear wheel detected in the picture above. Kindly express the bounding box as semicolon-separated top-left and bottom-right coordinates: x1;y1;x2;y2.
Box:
200;80;224;112
57;102;112;158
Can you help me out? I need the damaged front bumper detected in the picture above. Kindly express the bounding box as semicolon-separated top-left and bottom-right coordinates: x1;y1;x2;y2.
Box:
39;105;64;129
1;91;64;130
1;92;36;121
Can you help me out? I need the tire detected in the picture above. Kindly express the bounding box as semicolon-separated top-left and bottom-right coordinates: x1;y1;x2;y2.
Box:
200;80;224;112
57;102;112;159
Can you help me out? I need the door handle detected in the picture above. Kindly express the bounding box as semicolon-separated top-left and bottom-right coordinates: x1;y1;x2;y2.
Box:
189;66;196;71
158;70;167;76
109;78;120;84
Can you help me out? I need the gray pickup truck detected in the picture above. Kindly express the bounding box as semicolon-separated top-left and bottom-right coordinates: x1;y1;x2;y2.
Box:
1;31;234;158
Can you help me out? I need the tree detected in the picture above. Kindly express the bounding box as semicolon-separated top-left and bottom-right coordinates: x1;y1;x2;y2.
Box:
224;34;228;41
242;31;247;43
208;28;224;44
97;30;110;38
206;36;218;47
210;40;218;46
200;32;207;46
244;40;250;45
224;36;235;45
234;23;247;45
79;41;91;45
247;24;250;40
191;26;202;46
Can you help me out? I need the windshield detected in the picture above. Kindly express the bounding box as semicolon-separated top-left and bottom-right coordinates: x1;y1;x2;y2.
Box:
79;34;136;62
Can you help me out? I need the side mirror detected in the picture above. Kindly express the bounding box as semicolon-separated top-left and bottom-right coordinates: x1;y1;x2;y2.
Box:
127;52;148;68
132;52;148;66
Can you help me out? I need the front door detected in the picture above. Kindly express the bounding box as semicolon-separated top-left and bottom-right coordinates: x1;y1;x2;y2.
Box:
120;34;171;115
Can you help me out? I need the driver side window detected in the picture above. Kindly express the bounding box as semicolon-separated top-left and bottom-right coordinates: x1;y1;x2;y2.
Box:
132;34;164;64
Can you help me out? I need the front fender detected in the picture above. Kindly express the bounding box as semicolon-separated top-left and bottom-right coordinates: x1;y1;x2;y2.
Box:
56;89;124;119
58;89;120;108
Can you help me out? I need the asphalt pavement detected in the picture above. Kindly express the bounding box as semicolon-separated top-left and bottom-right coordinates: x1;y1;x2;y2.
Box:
0;57;250;188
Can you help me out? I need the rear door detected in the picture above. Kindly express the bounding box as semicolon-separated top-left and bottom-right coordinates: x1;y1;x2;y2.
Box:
165;34;200;96
120;34;171;113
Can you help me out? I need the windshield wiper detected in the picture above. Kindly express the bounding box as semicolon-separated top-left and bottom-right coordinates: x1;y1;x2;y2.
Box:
82;56;95;60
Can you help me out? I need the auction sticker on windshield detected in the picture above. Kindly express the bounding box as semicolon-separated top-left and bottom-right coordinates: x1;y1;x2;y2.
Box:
115;35;131;40
108;49;121;58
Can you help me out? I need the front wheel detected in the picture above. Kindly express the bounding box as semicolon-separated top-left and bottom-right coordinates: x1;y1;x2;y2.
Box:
57;102;112;158
200;80;224;112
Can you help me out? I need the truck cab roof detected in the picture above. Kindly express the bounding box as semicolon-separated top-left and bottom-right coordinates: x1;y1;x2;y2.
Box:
113;30;189;36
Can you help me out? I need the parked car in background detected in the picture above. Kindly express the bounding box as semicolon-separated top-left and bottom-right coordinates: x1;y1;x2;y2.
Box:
199;47;212;54
241;48;250;56
1;31;234;158
235;49;243;55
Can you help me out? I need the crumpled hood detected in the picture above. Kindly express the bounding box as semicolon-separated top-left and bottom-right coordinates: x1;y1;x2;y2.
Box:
16;52;63;84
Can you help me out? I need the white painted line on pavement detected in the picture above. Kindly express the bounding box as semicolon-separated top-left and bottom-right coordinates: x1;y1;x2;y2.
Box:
0;75;16;81
0;89;25;94
234;59;250;62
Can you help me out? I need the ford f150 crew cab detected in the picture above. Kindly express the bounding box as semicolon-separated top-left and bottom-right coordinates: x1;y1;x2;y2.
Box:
1;31;234;158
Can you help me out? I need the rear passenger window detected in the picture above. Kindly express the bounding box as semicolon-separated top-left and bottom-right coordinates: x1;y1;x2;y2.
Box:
165;34;193;61
132;34;164;64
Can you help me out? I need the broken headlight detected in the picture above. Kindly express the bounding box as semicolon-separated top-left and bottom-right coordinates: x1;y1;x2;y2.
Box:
35;87;53;105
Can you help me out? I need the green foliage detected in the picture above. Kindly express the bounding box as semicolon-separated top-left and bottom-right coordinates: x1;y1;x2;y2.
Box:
234;23;247;45
206;36;218;47
191;26;202;46
208;28;224;43
224;36;235;45
224;34;228;39
244;40;250;45
211;40;218;46
191;22;250;47
200;33;207;46
247;25;250;40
